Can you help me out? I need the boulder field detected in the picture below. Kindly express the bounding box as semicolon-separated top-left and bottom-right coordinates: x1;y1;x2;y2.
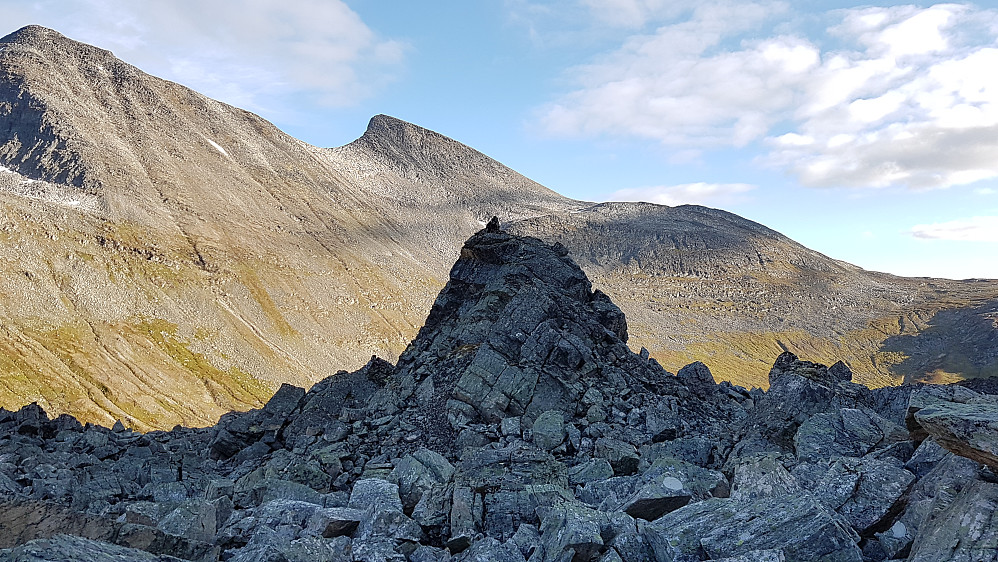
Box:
0;224;996;561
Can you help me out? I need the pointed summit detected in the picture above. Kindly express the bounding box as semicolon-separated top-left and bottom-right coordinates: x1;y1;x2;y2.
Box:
0;24;122;68
0;24;65;46
352;113;513;180
334;114;579;220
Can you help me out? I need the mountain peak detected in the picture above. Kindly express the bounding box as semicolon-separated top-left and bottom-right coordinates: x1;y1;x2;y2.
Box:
362;113;429;140
354;113;467;168
337;113;577;215
0;25;64;46
0;25;115;62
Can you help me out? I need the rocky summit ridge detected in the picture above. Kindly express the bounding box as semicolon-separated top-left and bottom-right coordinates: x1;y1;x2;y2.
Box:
0;226;997;561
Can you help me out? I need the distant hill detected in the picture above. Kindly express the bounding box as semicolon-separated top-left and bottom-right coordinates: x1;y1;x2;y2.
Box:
0;25;996;429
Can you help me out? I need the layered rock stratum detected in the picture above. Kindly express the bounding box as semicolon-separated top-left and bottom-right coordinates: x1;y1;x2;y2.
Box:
0;25;997;430
1;225;997;561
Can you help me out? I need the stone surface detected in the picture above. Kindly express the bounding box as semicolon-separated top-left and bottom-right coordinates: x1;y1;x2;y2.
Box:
643;494;862;562
910;390;998;470
0;535;186;562
532;411;566;452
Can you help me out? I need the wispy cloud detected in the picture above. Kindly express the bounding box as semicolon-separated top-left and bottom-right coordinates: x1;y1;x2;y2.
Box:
911;216;998;242
578;0;689;28
606;182;755;206
539;2;998;190
0;0;406;111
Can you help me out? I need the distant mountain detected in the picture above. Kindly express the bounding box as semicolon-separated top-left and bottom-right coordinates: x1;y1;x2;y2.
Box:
0;25;996;429
509;204;998;389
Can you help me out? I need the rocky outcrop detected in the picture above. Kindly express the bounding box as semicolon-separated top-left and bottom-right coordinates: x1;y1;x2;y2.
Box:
0;226;996;561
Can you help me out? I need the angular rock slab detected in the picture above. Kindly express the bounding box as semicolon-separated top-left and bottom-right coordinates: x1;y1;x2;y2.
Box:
908;479;998;562
620;474;692;521
642;494;861;562
876;451;979;560
537;504;605;562
730;454;801;501
904;384;982;442
912;399;998;470
0;535;185;562
794;407;907;462
792;457;915;535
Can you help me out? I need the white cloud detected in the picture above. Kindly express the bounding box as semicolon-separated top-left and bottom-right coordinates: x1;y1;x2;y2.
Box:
0;0;405;110
540;2;998;190
606;182;755;206
911;216;998;242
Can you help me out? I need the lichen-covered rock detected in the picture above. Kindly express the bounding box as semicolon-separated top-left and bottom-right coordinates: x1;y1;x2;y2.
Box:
532;411;566;451
0;535;186;562
908;479;998;561
642;494;862;562
712;551;786;562
730;454;801;501
453;537;526;562
878;451;979;560
537;504;606;562
792;457;914;535
910;392;998;470
729;352;872;463
794;407;908;462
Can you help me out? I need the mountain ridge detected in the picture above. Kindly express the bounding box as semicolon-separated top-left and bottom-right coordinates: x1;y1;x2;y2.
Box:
0;25;996;430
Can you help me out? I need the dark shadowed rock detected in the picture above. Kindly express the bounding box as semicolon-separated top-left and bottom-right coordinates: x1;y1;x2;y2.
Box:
385;227;684;442
0;534;187;562
676;362;716;396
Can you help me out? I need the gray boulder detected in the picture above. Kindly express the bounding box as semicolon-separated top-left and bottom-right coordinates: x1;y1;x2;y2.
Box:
595;438;639;476
0;535;185;562
794;407;908;462
730;454;801;501
642;493;861;562
908;479;998;561
390;448;455;513
910;393;998;470
793;457;914;535
453;537;525;562
532;411;566;451
904;385;982;442
537;504;605;562
676;362;716;396
619;474;691;520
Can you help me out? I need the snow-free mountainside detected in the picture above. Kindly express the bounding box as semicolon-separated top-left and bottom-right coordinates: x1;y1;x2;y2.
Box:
0;24;996;434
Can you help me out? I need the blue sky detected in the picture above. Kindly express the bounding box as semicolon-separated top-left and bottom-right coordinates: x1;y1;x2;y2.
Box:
4;0;998;279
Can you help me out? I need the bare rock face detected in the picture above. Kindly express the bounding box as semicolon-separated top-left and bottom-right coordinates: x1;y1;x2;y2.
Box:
0;226;995;562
